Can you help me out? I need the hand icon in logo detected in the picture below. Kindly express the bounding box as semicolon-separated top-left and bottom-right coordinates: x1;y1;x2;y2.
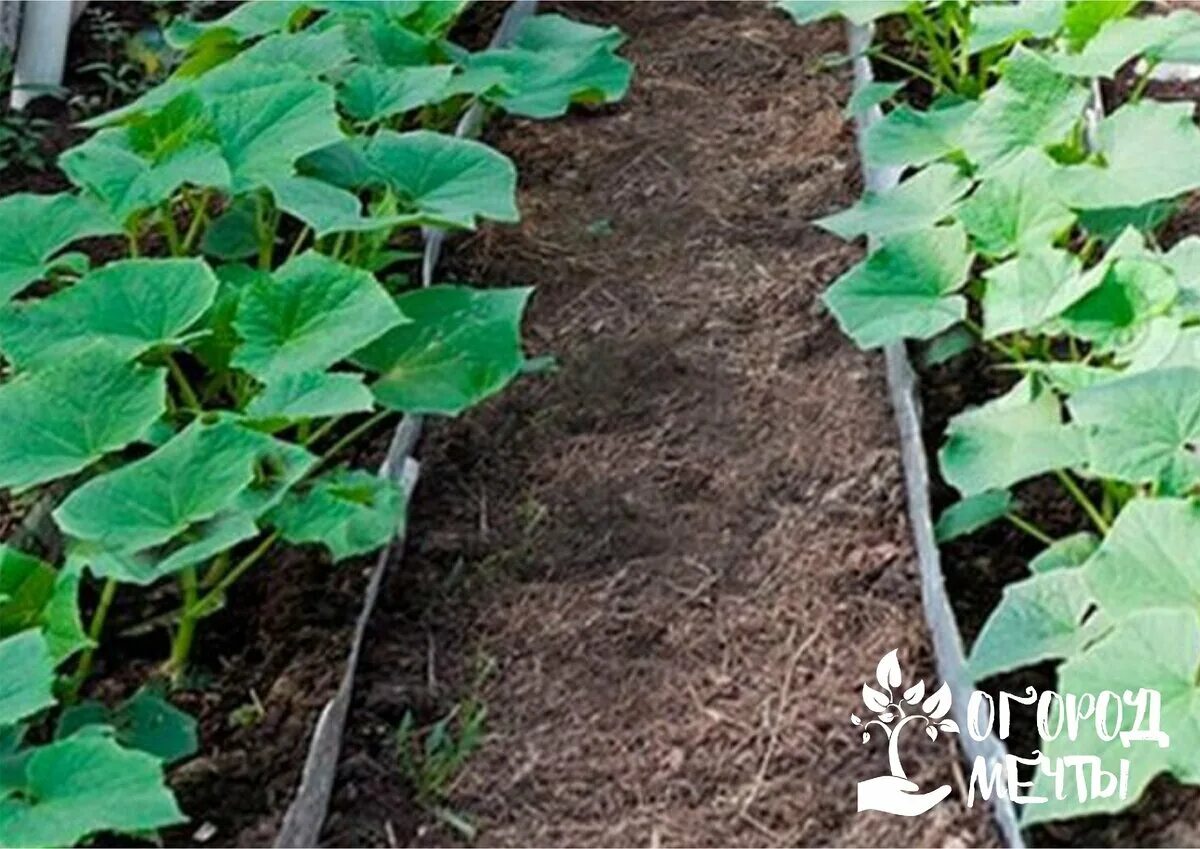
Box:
853;650;959;817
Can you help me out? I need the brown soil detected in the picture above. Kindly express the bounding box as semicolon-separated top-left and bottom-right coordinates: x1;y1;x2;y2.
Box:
324;4;996;847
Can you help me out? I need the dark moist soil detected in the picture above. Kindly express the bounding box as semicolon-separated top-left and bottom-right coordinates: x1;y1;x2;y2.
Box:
323;4;995;847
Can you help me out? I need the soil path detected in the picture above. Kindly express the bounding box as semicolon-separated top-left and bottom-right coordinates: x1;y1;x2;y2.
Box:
325;4;995;846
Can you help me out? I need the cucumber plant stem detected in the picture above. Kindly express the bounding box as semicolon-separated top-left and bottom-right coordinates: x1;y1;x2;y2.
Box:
64;578;118;701
1006;512;1054;545
1055;469;1110;534
167;567;200;681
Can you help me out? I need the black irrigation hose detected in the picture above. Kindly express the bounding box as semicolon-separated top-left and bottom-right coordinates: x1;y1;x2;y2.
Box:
845;21;1026;849
273;3;540;846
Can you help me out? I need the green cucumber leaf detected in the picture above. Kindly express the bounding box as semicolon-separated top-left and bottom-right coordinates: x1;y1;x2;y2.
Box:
513;14;625;52
57;689;197;765
354;285;532;416
816;162;970;240
959;47;1090;171
267;175;422;238
843;80;904;117
0;350;166;490
467;42;632;119
270;469;405;561
208;75;344;193
60;92;230;223
776;0;910;25
957;148;1075;258
863;101;976;168
1078;199;1178;243
1069;367;1200;495
232;250;404;380
1056;101;1200;209
0;631;55;728
822;223;973;348
1029;531;1100;574
0;731;185;846
0;193;120;303
233;26;353;76
167;0;309;48
0;258;218;370
1057;252;1176;348
967;0;1065;55
245;371;375;422
1049;13;1175;77
338;64;456;123
1024;607;1200;826
1062;0;1138;50
1083;498;1200;615
980;246;1084;338
934;489;1013;543
939;377;1085;496
364;129;518;229
53;419;311;555
200;195;259;260
968;567;1095;681
0;550;91;664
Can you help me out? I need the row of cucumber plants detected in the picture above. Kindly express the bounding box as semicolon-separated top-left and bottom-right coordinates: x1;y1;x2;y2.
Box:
788;0;1200;827
0;2;631;845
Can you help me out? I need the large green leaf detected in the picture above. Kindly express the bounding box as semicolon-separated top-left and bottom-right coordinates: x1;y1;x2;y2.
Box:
270;469;405;561
0;631;55;728
1056;101;1200;209
1050;9;1200;77
980;247;1084;338
166;0;310;48
512;13;625;52
232;250;404;380
956;148;1075;258
0;193;119;303
354;285;532;415
467;41;632;119
1061;0;1137;50
863;101;976;168
338;64;455;123
1024;607;1200;826
57;689;197;765
967;0;1064;55
776;0;910;25
959;47;1089;170
968;567;1094;681
0;350;166;490
53;419;311;555
60;93;230;223
934;489;1013;543
364;130;518;229
0;732;185;847
1069;368;1200;494
1057;249;1176;348
1084;498;1200;615
816;163;970;240
233;26;353;76
245;371;374;422
822;224;973;348
939;377;1084;496
267;175;420;238
1029;531;1099;574
0;549;89;664
207;75;344;192
0;258;218;370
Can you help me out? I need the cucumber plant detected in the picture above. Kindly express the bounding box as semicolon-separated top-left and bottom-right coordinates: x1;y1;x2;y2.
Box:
794;0;1200;826
0;2;632;844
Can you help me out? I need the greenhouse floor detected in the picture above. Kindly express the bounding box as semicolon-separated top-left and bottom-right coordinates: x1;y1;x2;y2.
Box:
323;4;994;847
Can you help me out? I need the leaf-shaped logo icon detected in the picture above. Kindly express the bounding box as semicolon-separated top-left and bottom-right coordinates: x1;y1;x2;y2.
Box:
923;681;952;720
903;680;925;704
927;726;938;741
850;714;862;726
876;648;902;691
863;683;889;713
938;719;959;734
862;731;870;743
879;711;895;722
